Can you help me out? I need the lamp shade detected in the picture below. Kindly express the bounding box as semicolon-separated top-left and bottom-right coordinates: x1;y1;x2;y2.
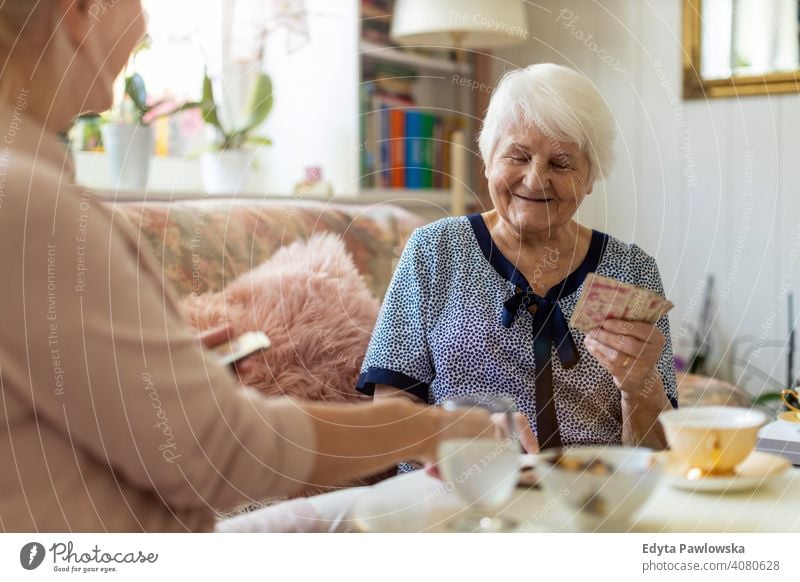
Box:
390;0;529;49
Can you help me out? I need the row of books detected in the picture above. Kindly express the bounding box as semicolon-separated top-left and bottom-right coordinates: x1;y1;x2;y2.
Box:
360;87;458;190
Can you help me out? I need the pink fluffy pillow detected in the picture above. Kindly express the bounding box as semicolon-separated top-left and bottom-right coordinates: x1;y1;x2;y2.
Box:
181;233;378;403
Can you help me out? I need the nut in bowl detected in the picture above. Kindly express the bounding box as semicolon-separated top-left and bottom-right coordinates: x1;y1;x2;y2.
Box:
658;406;767;478
533;446;658;532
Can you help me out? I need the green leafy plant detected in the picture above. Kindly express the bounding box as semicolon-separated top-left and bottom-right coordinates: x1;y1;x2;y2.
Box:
123;72;200;126
200;70;273;150
753;392;783;406
114;36;199;126
753;390;799;408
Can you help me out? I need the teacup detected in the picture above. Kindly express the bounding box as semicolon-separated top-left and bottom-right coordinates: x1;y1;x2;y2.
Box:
658;406;767;477
781;389;800;414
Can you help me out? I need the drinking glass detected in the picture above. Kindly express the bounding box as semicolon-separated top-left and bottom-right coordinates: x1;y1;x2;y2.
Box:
437;395;520;532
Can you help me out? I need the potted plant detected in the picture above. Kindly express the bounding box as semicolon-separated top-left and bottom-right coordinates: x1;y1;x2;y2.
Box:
99;36;199;191
198;70;273;194
100;74;158;191
101;72;201;191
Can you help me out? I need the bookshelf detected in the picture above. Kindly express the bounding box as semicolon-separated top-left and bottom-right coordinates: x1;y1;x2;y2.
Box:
259;0;476;217
359;40;472;75
357;0;475;212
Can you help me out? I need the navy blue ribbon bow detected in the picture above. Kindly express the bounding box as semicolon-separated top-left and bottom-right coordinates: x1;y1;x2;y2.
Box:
501;289;580;370
501;288;580;450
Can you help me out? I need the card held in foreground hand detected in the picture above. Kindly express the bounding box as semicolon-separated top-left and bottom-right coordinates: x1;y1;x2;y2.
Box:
569;273;674;331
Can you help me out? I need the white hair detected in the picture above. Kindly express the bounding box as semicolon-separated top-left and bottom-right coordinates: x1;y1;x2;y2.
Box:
478;63;616;183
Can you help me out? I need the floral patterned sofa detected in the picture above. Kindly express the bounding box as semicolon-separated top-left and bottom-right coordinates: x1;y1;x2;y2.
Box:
113;197;424;301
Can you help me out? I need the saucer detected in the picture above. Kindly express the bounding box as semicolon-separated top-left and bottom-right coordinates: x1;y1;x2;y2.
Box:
777;411;800;424
658;450;790;493
353;455;538;532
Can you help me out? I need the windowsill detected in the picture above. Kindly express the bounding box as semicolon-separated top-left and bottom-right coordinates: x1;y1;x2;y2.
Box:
76;151;473;213
75;151;209;194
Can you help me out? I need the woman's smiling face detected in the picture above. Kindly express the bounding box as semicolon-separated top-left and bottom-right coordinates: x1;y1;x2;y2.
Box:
485;123;593;240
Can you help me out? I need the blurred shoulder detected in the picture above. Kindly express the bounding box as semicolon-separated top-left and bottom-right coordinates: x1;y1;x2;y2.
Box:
0;151;113;241
0;151;64;220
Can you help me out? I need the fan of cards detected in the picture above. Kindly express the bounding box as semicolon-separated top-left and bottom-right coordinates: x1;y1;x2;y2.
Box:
569;273;674;332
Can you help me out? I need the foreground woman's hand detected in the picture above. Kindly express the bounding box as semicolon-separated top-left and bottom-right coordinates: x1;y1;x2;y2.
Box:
302;399;496;488
491;412;539;453
420;404;496;465
425;411;538;480
198;324;260;378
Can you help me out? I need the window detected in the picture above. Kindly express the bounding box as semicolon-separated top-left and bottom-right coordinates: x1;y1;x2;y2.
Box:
136;0;225;102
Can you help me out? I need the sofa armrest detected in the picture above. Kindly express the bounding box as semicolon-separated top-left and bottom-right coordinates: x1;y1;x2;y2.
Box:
112;198;425;299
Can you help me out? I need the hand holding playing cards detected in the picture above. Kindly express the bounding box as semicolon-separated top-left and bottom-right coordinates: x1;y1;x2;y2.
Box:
570;273;671;446
199;324;256;379
570;273;673;398
583;319;665;396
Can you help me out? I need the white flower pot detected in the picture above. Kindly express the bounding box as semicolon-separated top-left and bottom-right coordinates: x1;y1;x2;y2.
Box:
200;149;255;195
101;123;154;191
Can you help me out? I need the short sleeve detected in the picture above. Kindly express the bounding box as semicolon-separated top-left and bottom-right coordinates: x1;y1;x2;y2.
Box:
357;229;434;401
634;249;679;408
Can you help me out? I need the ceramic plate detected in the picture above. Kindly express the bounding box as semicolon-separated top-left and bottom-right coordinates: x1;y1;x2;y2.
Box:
777;411;800;424
352;455;539;532
658;450;790;493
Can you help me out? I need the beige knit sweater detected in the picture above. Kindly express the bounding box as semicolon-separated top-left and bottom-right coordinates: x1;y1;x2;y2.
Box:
0;105;316;531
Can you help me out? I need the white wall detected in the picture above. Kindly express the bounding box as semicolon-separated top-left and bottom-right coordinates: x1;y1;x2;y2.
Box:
260;0;360;195
491;0;800;396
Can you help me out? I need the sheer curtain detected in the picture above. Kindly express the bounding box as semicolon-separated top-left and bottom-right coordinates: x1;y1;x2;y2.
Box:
220;0;310;131
702;0;799;78
700;0;733;79
228;0;310;61
731;0;799;74
138;0;225;101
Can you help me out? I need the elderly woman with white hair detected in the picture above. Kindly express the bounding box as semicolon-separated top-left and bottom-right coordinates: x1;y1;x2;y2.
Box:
358;64;678;460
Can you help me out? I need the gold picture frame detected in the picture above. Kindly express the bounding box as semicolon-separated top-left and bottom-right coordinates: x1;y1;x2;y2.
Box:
683;0;800;99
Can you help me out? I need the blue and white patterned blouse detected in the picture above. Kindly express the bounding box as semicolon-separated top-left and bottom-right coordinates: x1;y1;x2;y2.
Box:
357;214;678;460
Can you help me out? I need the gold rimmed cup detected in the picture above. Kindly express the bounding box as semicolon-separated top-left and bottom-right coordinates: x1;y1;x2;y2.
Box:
658;406;767;478
781;389;800;415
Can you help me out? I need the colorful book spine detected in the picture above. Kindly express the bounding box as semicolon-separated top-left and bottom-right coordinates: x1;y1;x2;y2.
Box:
379;103;390;188
405;110;424;189
420;112;435;188
432;116;443;188
361;87;459;190
441;117;451;190
358;83;377;188
389;108;405;188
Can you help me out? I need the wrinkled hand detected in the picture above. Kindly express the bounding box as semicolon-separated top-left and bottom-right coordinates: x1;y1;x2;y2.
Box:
198;324;258;378
583;319;664;397
418;406;494;467
424;410;538;481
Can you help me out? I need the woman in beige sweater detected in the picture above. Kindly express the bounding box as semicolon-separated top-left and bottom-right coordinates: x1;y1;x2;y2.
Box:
0;0;492;532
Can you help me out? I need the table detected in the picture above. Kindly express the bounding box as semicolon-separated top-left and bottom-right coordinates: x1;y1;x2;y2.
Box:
348;466;800;533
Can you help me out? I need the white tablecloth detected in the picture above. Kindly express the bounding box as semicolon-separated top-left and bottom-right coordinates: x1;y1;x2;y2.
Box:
216;466;800;533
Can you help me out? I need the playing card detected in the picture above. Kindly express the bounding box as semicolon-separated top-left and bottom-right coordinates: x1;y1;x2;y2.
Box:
570;273;674;331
